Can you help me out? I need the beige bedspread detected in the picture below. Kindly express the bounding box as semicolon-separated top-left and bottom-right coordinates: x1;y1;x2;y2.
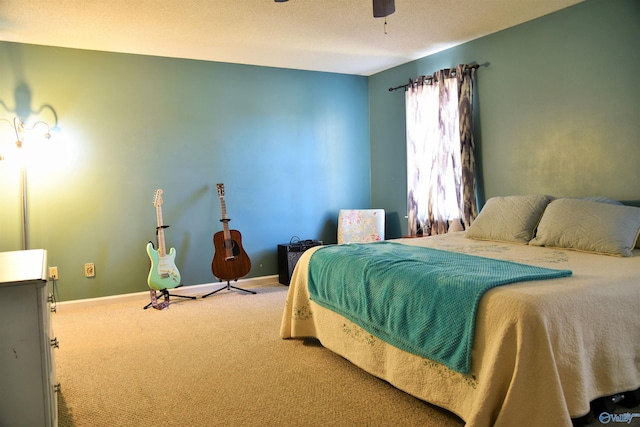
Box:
280;232;640;427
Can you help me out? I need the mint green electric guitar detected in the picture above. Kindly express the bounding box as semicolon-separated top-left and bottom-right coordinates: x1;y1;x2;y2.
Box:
146;189;181;291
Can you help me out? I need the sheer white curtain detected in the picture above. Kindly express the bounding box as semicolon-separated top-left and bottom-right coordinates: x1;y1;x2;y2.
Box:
406;66;477;236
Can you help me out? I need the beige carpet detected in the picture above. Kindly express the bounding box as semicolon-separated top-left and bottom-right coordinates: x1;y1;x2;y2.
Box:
55;283;464;426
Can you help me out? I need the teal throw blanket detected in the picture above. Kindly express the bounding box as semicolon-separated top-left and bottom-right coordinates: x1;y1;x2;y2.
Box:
307;241;572;374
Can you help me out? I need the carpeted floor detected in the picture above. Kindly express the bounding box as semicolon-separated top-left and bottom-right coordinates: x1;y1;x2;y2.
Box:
54;283;464;426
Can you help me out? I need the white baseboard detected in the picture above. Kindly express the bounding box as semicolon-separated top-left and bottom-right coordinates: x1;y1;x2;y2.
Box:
57;275;281;309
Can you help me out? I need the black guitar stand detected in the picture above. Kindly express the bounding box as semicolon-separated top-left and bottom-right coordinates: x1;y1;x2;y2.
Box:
201;279;256;298
143;225;197;310
144;285;197;309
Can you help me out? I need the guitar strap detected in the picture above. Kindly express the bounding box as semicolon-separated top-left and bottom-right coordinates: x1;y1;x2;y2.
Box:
149;289;170;310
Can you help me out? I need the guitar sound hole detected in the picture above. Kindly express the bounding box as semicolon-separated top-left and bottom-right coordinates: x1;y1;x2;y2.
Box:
224;240;240;256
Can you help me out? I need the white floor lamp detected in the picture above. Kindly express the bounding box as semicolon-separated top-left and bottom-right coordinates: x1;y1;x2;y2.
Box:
1;117;51;250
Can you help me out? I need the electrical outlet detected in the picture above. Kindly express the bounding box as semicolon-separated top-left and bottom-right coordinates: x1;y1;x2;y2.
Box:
49;266;58;280
84;263;95;278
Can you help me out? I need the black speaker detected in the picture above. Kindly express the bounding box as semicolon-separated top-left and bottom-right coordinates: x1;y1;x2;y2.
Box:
278;240;322;285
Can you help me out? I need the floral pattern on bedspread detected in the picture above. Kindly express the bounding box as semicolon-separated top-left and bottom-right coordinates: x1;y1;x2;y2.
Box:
436;242;511;255
423;359;478;389
435;242;570;264
343;321;377;347
292;300;314;320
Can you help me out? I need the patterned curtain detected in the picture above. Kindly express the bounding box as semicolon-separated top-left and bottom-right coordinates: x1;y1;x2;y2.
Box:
406;65;478;236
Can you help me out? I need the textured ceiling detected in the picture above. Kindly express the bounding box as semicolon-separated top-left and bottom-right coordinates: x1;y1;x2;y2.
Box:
1;0;584;76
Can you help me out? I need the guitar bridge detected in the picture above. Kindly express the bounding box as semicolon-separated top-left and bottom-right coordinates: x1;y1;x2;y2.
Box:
225;256;237;261
161;273;170;278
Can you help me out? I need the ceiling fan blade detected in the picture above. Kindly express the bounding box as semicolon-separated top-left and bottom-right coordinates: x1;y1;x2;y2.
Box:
373;0;395;18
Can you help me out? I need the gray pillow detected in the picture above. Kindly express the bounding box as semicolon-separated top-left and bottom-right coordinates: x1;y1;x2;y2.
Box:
465;195;553;244
529;198;640;257
580;196;639;249
579;196;623;205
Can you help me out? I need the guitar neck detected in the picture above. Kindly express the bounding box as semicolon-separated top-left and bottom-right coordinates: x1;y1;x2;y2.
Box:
156;203;166;257
219;197;232;238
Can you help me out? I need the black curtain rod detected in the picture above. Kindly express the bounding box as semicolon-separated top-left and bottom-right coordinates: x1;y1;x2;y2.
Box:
388;63;483;92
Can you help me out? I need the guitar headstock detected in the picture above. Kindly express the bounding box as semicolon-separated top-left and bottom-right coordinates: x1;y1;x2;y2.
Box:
216;183;225;198
153;189;163;207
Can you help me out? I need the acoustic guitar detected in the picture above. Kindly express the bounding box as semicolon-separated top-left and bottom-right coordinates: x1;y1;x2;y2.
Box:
146;189;181;291
211;183;251;281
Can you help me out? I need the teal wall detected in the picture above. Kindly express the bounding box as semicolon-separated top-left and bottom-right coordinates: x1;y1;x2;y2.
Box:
0;44;370;300
369;0;640;237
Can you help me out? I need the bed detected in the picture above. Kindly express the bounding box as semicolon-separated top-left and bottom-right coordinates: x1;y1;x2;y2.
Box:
280;196;640;427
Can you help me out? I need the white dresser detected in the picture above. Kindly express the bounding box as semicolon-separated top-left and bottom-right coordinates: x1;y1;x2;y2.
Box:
0;249;58;427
